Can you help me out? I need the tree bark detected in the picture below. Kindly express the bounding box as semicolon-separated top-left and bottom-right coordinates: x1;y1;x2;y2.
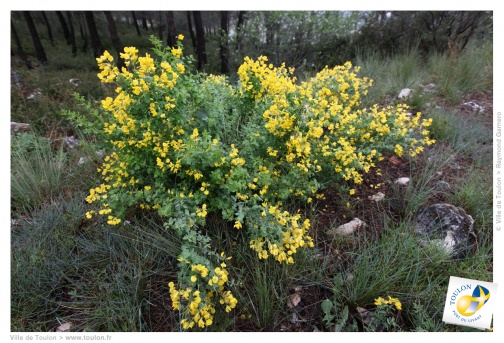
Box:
23;11;47;64
66;12;77;57
41;11;54;46
85;11;103;58
193;11;207;71
11;20;32;69
187;11;197;50
104;11;125;70
166;11;176;47
236;11;247;51
220;11;229;74
56;11;72;45
131;11;141;36
157;11;164;42
141;12;148;31
77;12;88;52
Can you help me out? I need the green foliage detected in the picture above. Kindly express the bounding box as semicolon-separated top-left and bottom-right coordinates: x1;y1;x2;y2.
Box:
74;35;433;330
11;132;67;211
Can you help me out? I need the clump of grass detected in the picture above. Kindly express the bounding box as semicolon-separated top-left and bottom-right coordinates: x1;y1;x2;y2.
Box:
11;132;67;212
427;41;492;103
355;49;426;106
428;107;492;167
11;195;182;332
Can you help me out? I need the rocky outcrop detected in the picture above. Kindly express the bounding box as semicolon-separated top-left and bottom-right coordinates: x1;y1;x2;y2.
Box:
413;203;476;258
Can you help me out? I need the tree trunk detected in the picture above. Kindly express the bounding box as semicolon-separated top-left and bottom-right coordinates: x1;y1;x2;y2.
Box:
11;20;32;69
187;11;197;50
236;11;247;51
166;11;176;47
157;11;164;42
131;11;141;36
141;12;148;31
193;11;207;71
23;11;47;64
85;11;103;58
66;12;77;57
41;11;54;46
56;11;71;45
220;11;229;74
77;12;88;52
104;11;125;70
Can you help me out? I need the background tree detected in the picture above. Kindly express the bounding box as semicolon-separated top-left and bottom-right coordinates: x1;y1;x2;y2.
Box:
41;12;54;46
11;20;32;69
66;12;77;57
220;11;229;74
77;12;88;53
85;11;103;58
104;11;125;70
193;11;207;71
23;11;47;64
166;11;176;47
131;11;141;36
56;11;72;45
186;11;197;50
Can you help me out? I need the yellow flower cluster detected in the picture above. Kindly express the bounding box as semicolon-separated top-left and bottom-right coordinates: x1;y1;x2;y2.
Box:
168;259;237;330
374;296;402;310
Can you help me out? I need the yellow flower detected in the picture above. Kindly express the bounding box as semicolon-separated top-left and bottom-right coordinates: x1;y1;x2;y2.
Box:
177;34;184;40
234;221;242;229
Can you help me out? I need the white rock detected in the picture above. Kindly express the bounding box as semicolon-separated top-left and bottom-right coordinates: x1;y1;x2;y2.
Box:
64;136;79;149
423;83;436;92
11;122;31;133
398;88;413;99
330;218;366;236
69;78;82;87
394;177;410;186
78;157;88;165
26;88;42;100
462;101;484;112
368;192;385;202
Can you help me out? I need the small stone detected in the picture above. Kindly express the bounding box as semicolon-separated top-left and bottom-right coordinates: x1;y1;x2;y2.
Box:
69;78;82;87
287;293;301;308
56;322;71;332
398;88;413;99
435;181;452;192
394;177;410;186
11;122;31;133
368;192;385;202
64;136;79;149
328;218;366;237
78;157;88;165
26;88;42;100
357;307;372;325
462;101;484;112
423;83;436;92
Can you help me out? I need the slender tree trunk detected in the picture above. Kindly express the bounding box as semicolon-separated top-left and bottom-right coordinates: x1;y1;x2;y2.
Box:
85;11;103;58
220;11;229;74
141;12;148;31
236;11;247;51
23;11;47;64
157;11;164;42
66;12;77;57
56;11;71;45
77;12;88;52
104;11;125;70
41;11;54;46
166;11;176;47
187;11;197;50
131;11;141;36
11;20;32;69
193;11;207;71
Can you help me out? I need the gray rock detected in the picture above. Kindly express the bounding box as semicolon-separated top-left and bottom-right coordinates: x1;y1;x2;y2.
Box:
462;101;484;113
64;136;79;149
398;88;413;99
69;78;83;87
11;122;31;133
413;203;476;258
435;181;452;192
328;218;366;237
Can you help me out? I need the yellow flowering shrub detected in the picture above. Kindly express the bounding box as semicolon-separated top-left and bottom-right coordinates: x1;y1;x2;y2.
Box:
81;36;433;329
